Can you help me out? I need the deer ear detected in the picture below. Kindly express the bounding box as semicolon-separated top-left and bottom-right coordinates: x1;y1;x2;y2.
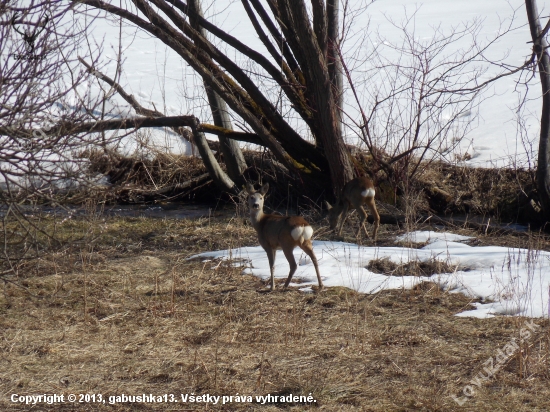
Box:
244;183;255;194
260;183;269;195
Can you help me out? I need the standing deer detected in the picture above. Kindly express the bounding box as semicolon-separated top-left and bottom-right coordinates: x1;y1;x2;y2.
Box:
325;176;380;242
245;183;323;291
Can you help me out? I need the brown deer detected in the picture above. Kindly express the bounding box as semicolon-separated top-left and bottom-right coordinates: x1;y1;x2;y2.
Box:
325;177;380;242
245;183;323;291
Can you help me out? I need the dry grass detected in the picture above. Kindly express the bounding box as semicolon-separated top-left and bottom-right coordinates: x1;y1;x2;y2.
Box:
1;212;550;411
366;257;458;277
413;162;537;223
77;148;541;227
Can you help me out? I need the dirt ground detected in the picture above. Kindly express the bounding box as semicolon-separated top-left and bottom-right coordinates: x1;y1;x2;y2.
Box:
1;210;549;411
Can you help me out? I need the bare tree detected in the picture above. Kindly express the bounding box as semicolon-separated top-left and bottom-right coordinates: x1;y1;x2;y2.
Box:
69;0;354;196
0;1;105;193
336;9;531;195
525;0;550;223
5;1;532;211
327;0;343;138
64;1;531;200
0;0;105;275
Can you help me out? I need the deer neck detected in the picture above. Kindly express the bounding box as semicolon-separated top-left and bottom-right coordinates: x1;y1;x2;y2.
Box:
249;208;265;230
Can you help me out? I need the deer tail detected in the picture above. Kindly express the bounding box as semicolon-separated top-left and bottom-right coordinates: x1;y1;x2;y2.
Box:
290;225;313;242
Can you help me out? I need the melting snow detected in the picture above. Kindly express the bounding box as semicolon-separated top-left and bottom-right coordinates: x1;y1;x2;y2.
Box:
192;231;550;319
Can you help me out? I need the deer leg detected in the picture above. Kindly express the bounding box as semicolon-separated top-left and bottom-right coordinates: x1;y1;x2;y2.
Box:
336;203;349;236
356;205;370;240
264;246;277;291
299;240;323;290
365;197;380;243
282;245;298;288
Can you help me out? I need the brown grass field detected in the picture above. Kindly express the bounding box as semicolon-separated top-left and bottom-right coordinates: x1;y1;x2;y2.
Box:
1;208;550;411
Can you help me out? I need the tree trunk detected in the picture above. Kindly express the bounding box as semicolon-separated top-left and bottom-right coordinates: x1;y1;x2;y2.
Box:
327;0;343;139
188;0;247;181
525;0;550;223
278;0;354;194
188;117;237;193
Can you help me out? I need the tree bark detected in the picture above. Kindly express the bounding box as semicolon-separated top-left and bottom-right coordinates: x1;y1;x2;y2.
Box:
188;0;247;181
525;0;550;223
327;0;343;139
276;0;354;193
188;117;237;194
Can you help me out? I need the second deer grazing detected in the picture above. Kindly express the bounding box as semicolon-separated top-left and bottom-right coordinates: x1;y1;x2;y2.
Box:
325;176;380;242
245;183;323;292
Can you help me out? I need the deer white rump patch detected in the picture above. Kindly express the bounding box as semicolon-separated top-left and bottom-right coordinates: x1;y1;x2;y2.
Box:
361;188;375;198
291;225;313;242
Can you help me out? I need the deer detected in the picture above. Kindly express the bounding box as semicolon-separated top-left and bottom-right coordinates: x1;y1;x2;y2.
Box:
245;183;323;292
325;176;380;242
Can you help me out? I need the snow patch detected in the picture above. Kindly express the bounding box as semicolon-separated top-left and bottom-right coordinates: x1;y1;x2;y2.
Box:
191;231;550;319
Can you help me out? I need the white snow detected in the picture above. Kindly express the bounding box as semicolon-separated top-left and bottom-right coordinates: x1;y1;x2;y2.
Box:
191;231;550;319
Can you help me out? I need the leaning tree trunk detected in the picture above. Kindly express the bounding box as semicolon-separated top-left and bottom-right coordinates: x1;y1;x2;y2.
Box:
281;0;354;192
327;0;343;139
188;0;247;182
525;0;550;223
188;117;237;193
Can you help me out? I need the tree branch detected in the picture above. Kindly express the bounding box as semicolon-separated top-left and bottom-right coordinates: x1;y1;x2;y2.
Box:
75;0;325;174
1;114;265;146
